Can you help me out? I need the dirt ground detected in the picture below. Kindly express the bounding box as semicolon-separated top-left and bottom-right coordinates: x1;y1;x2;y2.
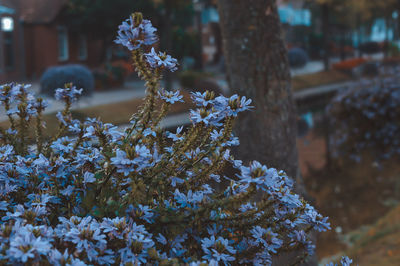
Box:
297;131;400;264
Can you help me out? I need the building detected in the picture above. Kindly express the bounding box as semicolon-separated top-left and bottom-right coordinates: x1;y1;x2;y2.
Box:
0;0;103;83
0;0;24;82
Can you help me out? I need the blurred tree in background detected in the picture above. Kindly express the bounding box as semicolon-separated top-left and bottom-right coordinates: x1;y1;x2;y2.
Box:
65;0;200;66
307;0;399;69
152;0;197;87
65;0;156;60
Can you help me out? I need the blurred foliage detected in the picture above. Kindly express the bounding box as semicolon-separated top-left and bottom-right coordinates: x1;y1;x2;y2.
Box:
172;28;201;60
388;43;400;57
307;0;399;30
328;71;400;162
40;64;95;97
65;0;157;40
64;0;199;60
179;70;212;88
288;47;309;68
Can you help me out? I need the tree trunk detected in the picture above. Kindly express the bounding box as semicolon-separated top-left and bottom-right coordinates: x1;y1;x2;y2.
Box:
322;3;330;71
217;0;301;185
340;31;346;61
217;1;315;264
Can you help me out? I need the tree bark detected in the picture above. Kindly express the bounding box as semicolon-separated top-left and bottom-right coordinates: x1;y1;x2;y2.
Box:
217;0;301;186
217;1;315;264
322;3;330;71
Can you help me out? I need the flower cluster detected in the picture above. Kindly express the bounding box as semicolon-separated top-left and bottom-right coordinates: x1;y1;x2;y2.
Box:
54;83;83;102
115;12;179;73
0;13;340;265
327;256;353;266
115;13;157;50
145;47;178;72
328;69;400;162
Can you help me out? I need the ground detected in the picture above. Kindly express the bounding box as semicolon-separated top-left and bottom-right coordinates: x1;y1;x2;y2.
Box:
298;127;400;265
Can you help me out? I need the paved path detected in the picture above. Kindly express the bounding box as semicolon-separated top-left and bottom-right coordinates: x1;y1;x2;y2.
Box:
0;80;182;122
0;77;352;130
293;81;353;100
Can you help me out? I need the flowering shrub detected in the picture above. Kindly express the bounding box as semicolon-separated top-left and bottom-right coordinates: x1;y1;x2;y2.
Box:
328;72;400;162
0;13;333;265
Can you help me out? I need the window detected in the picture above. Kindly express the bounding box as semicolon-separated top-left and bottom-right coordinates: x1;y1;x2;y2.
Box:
1;17;14;69
78;34;88;60
1;17;14;32
58;27;69;61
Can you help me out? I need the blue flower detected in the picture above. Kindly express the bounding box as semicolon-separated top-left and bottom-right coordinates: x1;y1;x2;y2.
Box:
167;126;184;141
0;201;8;211
63;216;106;261
126;204;154;224
174;189;205;209
83;172;96;184
8;231;51;263
0;145;14;160
201;236;236;264
250;226;282;254
158;89;184;104
169;176;184;187
156;233;167;245
191;91;216;107
143;128;156;137
26;193;57;207
341;256;353;266
32;154;50;169
289;230;315;255
101;217;128;239
119;231;154;264
4;205;47;223
51;137;74;154
47;249;86;266
214;94;253;117
115;16;157;50
54;86;82;102
238;161;283;193
145;48;178;72
74;147;103;167
60;185;75;196
326;256;353;266
190;108;221;126
103;123;124;142
301;204;331;232
110;146;151;176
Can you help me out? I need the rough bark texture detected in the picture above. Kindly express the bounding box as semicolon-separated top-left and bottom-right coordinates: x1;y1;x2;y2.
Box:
217;2;315;264
217;0;301;185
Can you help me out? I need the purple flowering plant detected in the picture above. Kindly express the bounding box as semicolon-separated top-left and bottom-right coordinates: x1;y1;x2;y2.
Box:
0;12;342;265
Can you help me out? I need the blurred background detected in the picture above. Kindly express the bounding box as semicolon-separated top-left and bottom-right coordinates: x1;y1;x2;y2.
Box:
1;0;400;264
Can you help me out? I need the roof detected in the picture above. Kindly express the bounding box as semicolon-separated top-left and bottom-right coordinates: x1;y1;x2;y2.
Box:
16;0;67;24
